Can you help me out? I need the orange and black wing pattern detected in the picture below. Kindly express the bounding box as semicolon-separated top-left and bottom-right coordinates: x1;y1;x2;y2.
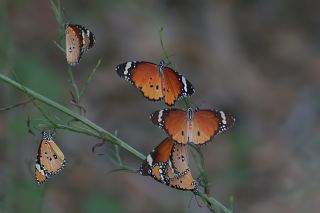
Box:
162;66;194;106
65;24;95;66
150;108;189;144
150;108;235;145
140;138;197;191
115;61;194;106
192;109;235;144
35;131;66;184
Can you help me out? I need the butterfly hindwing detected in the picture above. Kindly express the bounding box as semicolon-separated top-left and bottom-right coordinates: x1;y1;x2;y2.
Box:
162;68;194;106
115;61;194;106
140;138;197;191
35;161;48;184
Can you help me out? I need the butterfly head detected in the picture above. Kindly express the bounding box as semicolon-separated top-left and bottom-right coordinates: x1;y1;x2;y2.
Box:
41;130;55;141
187;107;194;121
157;60;166;74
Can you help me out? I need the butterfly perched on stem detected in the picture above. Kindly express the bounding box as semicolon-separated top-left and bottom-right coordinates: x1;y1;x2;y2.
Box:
150;107;235;145
115;60;194;106
35;131;66;184
140;138;197;191
65;23;95;66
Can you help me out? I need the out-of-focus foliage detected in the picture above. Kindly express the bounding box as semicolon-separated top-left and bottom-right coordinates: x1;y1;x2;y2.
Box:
1;0;320;212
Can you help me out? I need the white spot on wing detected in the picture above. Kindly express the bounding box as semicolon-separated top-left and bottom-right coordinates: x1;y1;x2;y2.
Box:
181;76;188;92
124;62;132;75
158;110;163;123
35;163;45;176
146;154;153;166
220;111;227;125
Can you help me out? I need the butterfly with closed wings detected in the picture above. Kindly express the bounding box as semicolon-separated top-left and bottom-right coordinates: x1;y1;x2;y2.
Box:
35;131;66;184
65;23;95;66
115;60;194;106
140;138;197;191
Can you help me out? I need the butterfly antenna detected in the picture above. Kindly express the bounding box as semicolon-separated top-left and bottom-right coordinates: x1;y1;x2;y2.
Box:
62;6;72;28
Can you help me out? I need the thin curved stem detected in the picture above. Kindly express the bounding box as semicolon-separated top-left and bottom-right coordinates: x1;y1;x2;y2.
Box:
0;73;145;161
0;72;233;213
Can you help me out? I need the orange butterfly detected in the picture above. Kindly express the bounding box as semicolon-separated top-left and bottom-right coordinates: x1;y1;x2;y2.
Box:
65;23;95;66
115;60;194;106
140;138;197;191
150;107;235;145
35;131;66;184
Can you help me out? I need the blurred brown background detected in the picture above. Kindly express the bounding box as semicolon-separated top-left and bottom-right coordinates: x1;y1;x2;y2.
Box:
1;0;320;212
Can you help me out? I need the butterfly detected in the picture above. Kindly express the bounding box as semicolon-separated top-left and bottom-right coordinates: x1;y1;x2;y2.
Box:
150;107;235;145
65;23;95;66
35;131;66;184
115;60;194;106
140;138;197;191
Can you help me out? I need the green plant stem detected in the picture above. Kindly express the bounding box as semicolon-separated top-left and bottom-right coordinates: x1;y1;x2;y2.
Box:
67;66;80;104
79;59;101;99
189;143;210;194
197;191;232;213
0;73;232;213
0;98;33;111
0;73;145;161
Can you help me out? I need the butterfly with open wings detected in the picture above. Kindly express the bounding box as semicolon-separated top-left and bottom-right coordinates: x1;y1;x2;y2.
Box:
150;107;235;145
115;60;194;106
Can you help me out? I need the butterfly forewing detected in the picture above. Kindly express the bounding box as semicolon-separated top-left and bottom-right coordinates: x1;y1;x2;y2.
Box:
38;139;65;175
140;137;172;176
66;25;83;65
191;110;219;144
131;62;164;101
150;109;189;144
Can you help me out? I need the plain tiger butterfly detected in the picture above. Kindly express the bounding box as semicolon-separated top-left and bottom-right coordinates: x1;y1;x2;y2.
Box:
65;23;95;66
140;138;197;191
115;60;194;106
35;131;66;184
150;107;235;145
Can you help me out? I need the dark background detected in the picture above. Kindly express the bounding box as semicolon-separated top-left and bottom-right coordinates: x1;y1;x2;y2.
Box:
1;0;320;212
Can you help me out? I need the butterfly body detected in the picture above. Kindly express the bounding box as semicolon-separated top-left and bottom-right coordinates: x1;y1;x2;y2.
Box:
150;108;235;145
115;60;194;106
140;138;197;191
65;24;95;66
35;131;66;184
